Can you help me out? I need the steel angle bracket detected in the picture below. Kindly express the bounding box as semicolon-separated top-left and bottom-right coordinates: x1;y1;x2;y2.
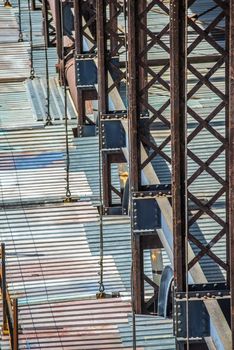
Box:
174;283;230;340
75;54;98;89
103;206;124;216
134;184;172;198
77;124;97;137
174;298;210;340
132;193;161;233
100;112;127;150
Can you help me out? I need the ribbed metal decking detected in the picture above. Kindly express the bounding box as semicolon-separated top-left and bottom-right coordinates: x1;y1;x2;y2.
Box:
0;3;175;349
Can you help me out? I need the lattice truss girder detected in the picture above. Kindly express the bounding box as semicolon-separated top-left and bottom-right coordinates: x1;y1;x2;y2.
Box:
135;0;171;175
76;0;97;53
42;0;56;47
185;0;229;278
101;0;127;105
127;0;172;315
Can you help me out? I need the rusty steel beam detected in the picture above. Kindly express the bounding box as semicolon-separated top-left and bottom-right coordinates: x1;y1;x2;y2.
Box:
230;0;234;346
13;299;18;350
127;0;169;314
96;0;127;210
170;0;187;296
171;0;232;347
128;0;142;314
42;0;56;48
1;243;7;334
72;0;97;134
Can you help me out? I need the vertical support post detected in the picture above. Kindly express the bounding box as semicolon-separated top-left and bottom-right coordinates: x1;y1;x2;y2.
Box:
96;0;108;114
170;0;187;293
97;0;112;208
74;1;83;54
42;0;49;47
13;299;18;350
97;0;117;208
132;236;144;313
31;0;36;11
73;1;97;134
229;0;234;346
109;2;118;53
55;1;62;61
128;0;140;191
18;0;23;42
128;0;142;314
1;243;8;334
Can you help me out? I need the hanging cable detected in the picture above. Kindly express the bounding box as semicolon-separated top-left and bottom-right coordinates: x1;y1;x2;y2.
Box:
43;3;53;126
18;0;24;42
96;111;105;297
122;0;137;348
60;0;73;203
27;0;35;79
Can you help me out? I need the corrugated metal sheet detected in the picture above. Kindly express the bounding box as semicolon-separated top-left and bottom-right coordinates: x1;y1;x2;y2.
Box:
26;77;77;122
0;2;175;349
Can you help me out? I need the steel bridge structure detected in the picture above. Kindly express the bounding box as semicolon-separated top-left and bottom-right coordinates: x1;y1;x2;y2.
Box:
0;0;233;349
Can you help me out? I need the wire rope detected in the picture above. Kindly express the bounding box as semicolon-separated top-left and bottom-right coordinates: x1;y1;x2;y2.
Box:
122;0;137;348
43;2;53;126
27;0;35;79
97;100;105;296
97;1;105;295
18;0;24;42
60;1;73;203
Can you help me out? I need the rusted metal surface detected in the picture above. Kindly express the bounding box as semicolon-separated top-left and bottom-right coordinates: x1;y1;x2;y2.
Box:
230;0;234;345
127;0;170;315
170;0;187;296
170;0;232;347
3;0;234;349
96;0;127;209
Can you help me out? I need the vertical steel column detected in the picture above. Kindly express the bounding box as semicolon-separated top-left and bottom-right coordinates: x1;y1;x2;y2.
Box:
96;0;108;114
74;1;83;54
31;0;36;10
128;0;140;191
73;0;87;130
1;243;7;334
71;0;97;135
54;1;63;60
96;0;127;211
128;0;142;313
171;0;231;347
18;0;23;42
230;0;234;346
42;0;56;48
42;0;50;47
97;0;109;208
170;0;187;295
13;299;18;350
128;0;170;314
